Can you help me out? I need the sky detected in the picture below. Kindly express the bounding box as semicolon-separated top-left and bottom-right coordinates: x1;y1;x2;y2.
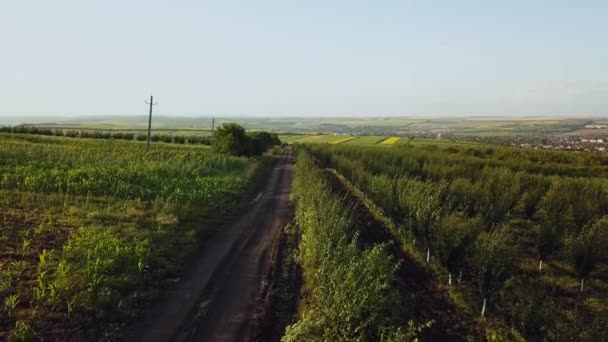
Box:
1;0;607;117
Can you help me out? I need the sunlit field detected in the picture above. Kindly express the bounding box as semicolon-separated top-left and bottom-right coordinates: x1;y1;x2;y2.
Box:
0;133;264;339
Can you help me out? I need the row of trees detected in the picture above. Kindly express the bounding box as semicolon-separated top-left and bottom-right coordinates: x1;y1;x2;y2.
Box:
0;125;213;145
306;143;608;180
302;143;608;340
284;150;425;341
0;124;282;156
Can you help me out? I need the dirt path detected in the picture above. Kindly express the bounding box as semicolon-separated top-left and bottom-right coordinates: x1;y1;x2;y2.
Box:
124;152;293;342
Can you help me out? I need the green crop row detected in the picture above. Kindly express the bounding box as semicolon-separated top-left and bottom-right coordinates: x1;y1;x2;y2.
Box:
302;142;608;340
283;150;427;341
0;133;267;340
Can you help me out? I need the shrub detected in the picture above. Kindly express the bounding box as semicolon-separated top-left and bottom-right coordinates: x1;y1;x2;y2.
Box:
212;123;250;156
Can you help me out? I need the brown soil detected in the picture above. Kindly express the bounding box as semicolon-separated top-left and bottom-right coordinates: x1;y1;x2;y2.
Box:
248;214;301;342
123;152;294;342
0;211;74;340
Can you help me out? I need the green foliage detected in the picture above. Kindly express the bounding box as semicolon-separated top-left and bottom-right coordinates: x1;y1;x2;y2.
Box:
533;223;562;262
300;141;608;340
4;294;20;316
284;151;425;341
40;227;146;314
8;321;36;342
498;278;558;338
564;216;608;280
212;123;280;156
475;168;521;226
0;134;251;201
248;131;281;155
469;226;519;298
212;123;251;156
433;213;482;273
0;133;264;339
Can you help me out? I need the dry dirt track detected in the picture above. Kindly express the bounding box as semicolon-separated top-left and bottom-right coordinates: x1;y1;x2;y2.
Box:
125;152;293;342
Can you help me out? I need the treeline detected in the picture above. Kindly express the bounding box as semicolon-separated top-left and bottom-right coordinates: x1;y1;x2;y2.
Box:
0;124;283;156
283;151;426;341
302;143;608;340
212;123;281;156
0;125;213;145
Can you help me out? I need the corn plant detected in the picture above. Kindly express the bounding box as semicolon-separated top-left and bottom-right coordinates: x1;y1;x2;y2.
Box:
4;294;20;316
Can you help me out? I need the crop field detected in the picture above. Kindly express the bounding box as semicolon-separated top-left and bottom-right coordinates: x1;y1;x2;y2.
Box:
8;115;606;140
277;135;306;143
343;136;387;145
328;136;357;144
381;137;400;144
0;134;263;340
297;142;608;340
292;135;350;144
280;134;403;146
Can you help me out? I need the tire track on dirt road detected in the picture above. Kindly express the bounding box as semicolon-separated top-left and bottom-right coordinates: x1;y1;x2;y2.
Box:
124;152;293;342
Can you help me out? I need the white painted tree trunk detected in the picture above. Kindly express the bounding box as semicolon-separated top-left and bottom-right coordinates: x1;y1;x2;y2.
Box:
539;259;543;271
458;271;462;284
580;278;585;292
426;248;430;264
448;273;452;286
481;298;487;317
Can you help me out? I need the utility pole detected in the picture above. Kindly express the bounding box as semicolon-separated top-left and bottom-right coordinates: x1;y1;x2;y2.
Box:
145;95;158;152
211;117;215;137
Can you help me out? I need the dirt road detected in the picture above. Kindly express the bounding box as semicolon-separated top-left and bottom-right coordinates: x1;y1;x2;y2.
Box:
125;152;293;342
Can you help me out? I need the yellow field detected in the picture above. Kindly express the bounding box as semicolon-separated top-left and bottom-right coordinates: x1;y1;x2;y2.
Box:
381;137;400;144
329;137;357;144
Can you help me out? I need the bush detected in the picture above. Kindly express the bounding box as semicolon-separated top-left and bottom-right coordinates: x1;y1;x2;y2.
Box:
212;123;251;156
248;131;281;155
64;130;79;138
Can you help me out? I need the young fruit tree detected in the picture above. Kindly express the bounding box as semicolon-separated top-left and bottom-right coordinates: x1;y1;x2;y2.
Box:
433;213;482;286
470;226;519;316
564;216;608;292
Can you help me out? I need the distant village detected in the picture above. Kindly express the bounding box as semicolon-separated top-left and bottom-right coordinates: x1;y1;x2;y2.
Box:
514;124;608;153
516;138;606;153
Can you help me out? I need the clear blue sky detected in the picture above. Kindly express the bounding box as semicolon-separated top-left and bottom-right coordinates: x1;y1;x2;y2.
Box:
1;1;607;117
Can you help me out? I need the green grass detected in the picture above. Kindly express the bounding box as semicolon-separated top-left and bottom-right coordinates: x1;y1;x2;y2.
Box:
0;133;265;340
278;135;306;143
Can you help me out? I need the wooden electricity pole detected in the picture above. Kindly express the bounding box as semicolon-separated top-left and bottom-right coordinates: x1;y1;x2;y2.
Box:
211;117;215;137
145;95;158;152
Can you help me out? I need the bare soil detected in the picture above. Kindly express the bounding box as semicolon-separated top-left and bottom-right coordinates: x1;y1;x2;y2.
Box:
248;210;301;342
123;152;294;342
